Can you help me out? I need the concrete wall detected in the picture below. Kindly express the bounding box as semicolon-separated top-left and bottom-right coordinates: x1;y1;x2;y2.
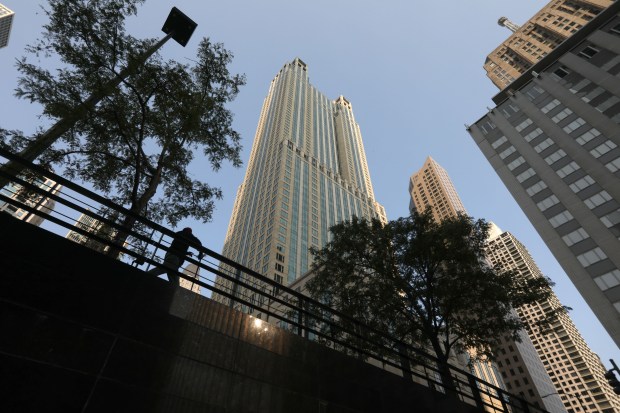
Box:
0;214;479;412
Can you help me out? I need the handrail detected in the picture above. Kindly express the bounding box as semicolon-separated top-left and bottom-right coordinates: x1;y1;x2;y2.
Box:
0;147;548;413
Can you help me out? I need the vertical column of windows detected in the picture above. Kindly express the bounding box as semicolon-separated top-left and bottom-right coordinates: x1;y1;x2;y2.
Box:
300;162;309;277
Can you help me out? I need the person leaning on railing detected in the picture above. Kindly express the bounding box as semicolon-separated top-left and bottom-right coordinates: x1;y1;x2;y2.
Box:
147;227;204;285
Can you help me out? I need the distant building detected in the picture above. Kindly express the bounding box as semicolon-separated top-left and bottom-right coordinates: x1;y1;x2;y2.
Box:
408;157;564;412
0;174;61;227
0;3;14;48
468;1;620;348
66;210;119;254
408;156;467;219
484;0;612;90
179;263;201;294
486;224;620;413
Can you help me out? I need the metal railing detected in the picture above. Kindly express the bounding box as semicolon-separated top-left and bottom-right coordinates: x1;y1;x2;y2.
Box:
0;147;548;413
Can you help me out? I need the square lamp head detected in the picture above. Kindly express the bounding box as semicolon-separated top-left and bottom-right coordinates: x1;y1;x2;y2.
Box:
161;7;197;47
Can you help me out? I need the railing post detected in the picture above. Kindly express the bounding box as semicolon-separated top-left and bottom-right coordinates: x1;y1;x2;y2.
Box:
467;375;486;411
297;296;305;338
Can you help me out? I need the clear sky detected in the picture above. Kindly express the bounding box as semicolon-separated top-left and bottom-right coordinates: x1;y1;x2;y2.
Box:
1;1;617;364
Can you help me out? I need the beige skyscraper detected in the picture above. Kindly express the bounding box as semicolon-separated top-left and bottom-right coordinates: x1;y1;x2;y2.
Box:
484;0;612;90
215;58;386;307
408;156;466;220
409;157;566;412
486;224;620;413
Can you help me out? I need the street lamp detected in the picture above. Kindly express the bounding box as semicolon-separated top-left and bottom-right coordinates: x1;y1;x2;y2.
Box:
0;7;197;188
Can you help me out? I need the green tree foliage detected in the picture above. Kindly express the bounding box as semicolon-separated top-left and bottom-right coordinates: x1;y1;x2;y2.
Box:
307;211;562;389
1;0;245;254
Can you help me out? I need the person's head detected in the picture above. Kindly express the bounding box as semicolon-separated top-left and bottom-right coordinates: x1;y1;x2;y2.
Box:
183;227;192;234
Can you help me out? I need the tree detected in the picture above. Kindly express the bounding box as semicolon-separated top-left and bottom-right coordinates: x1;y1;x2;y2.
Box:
306;211;561;392
1;0;245;256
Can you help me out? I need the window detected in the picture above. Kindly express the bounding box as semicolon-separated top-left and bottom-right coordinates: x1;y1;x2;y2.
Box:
524;128;543;142
569;175;595;193
550;210;574;228
541;99;560;114
562;228;589;246
545;149;567;165
534;138;554;153
606;157;620;173
594;270;620;291
584;190;612;209
515;118;533;132
527;181;548;196
551;108;573;123
508;156;525;170
563;118;586;133
590;141;617;158
556;161;580;178
600;209;620;228
525;84;545;101
537;194;560;211
553;67;570;79
492;136;508;149
517;168;536;183
576;247;607;267
577;45;599;59
500;146;517;159
576;128;601;145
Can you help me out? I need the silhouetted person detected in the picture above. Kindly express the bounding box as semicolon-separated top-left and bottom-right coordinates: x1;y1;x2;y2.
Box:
147;227;203;286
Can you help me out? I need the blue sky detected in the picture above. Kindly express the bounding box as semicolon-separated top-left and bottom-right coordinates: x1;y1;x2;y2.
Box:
1;1;617;363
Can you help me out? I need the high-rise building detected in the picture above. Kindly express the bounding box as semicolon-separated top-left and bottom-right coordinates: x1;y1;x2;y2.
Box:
180;263;201;294
66;211;115;253
486;223;620;413
0;3;14;48
484;0;612;90
408;156;467;220
468;2;620;347
0;175;61;227
408;157;564;412
216;58;386;303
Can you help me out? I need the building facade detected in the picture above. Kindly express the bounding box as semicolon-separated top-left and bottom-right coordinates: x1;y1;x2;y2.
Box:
0;3;14;48
484;0;612;90
215;58;386;305
408;158;565;412
0;175;61;227
486;224;620;413
408;156;467;220
468;2;620;347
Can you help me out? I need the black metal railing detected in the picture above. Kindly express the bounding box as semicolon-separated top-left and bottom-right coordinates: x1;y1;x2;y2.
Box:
0;147;548;413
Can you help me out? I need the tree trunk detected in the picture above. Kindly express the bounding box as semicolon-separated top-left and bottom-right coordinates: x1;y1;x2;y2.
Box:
429;339;459;399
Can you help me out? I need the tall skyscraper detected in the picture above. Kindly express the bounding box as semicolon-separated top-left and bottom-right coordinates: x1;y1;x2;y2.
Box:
484;0;612;90
486;223;620;413
216;58;386;302
0;3;14;48
408;156;467;220
0;175;61;227
468;2;620;347
408;157;564;412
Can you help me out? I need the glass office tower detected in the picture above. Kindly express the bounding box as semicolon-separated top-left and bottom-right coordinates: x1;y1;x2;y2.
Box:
216;58;386;303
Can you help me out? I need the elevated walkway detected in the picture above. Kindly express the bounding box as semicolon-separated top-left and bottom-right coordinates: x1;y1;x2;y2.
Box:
0;214;479;412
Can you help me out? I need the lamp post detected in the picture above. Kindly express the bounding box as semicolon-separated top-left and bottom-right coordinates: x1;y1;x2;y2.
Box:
0;7;197;188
